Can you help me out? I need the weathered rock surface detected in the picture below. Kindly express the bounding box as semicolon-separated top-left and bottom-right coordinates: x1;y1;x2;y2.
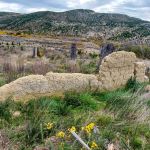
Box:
99;51;137;90
0;73;99;101
145;85;150;92
134;62;146;82
0;51;148;101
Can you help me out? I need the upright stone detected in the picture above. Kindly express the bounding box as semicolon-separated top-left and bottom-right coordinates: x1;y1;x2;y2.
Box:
32;47;38;58
70;43;77;60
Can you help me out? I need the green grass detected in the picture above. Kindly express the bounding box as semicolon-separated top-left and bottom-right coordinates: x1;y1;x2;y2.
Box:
0;75;5;87
0;82;150;149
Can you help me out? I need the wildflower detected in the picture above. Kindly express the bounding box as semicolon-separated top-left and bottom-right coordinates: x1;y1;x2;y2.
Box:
82;123;95;134
68;126;76;132
56;131;65;138
46;122;53;130
85;126;91;134
91;141;98;149
88;123;95;129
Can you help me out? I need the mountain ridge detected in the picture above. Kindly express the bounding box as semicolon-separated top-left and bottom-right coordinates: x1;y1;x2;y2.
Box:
0;9;150;40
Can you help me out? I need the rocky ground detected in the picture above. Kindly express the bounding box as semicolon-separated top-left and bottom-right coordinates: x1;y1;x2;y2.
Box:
0;34;100;73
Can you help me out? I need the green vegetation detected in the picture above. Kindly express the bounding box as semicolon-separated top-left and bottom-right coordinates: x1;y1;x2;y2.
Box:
0;9;149;38
0;80;149;149
119;45;150;59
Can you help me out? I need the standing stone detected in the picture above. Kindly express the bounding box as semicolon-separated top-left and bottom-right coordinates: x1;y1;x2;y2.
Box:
32;47;37;58
97;43;116;72
70;43;77;60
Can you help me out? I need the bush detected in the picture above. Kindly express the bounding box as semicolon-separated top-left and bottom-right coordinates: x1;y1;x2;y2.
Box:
125;77;141;92
120;45;150;59
0;99;13;123
79;61;97;74
131;137;143;149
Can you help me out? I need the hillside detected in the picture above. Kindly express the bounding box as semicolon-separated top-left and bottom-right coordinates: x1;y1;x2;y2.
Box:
0;9;150;40
0;12;21;28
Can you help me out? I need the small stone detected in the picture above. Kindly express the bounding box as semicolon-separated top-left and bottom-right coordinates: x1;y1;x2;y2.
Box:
12;111;21;117
145;85;150;92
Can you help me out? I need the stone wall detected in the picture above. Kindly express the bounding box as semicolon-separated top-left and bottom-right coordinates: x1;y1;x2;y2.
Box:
0;51;148;101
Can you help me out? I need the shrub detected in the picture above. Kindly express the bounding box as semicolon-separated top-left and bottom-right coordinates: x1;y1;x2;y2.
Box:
63;92;98;110
89;52;98;59
120;45;150;59
96;115;114;127
131;137;143;149
0;99;13;123
125;77;141;92
79;61;97;74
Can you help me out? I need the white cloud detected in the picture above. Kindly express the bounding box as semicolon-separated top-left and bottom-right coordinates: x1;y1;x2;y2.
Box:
124;7;150;21
0;1;48;13
0;1;23;12
80;0;95;5
94;0;131;13
67;0;96;8
93;0;150;21
25;8;48;13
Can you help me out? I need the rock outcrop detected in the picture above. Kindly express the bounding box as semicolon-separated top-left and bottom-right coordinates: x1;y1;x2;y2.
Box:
0;51;148;101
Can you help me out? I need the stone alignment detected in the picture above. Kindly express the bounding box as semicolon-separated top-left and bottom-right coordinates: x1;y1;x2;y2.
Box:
0;51;148;101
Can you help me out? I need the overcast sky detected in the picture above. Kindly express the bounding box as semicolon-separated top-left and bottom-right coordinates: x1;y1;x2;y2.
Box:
0;0;150;21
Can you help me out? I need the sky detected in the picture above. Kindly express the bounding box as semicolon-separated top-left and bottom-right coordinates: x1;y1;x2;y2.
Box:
0;0;150;21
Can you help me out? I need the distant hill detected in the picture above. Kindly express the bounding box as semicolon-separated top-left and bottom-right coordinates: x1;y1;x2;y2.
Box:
0;9;150;40
0;12;20;17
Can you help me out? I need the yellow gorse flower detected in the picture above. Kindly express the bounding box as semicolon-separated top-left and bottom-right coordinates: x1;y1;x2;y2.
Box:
69;126;76;132
56;131;65;138
82;123;95;134
88;123;95;129
46;122;53;130
91;141;98;149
